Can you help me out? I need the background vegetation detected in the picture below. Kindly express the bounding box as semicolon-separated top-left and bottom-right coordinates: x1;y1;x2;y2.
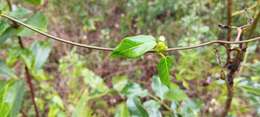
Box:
0;0;260;117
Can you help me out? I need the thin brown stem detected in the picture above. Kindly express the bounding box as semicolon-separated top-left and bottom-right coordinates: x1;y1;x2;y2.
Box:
227;0;232;41
19;38;40;117
247;11;260;37
222;71;234;117
0;13;260;52
222;0;234;116
148;94;173;112
5;0;40;116
24;65;40;117
232;3;257;16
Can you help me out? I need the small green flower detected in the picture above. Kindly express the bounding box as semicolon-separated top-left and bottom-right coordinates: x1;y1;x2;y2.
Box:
155;36;168;52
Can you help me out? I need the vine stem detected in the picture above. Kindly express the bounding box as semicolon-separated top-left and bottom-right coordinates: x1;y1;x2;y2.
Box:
5;0;40;117
0;13;260;52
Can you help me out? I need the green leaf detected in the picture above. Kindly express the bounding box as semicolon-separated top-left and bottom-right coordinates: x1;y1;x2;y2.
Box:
115;103;130;117
0;21;10;35
151;76;169;99
72;90;92;117
0;60;17;79
112;76;128;92
24;0;44;5
0;2;8;12
82;69;108;94
19;41;51;80
112;35;156;58
143;100;162;117
18;12;48;37
179;99;202;117
0;28;17;45
242;86;260;96
6;47;23;66
9;7;32;19
0;80;25;117
164;84;188;102
51;95;64;109
157;56;173;86
9;80;25;117
127;97;149;117
121;82;148;98
31;40;52;70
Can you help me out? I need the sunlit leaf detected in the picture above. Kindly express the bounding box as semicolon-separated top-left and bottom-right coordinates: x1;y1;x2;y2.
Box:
19;41;51;80
143;100;162;117
51;95;64;109
0;2;8;12
157;56;173;86
112;76;128;92
115;103;130;117
48;104;66;117
82;69;109;94
0;28;17;45
0;60;17;79
18;12;48;37
151;75;169;99
112;35;156;58
72;90;92;117
242;86;260;96
8;80;25;117
0;21;9;35
31;40;52;70
9;7;32;19
121;82;148;98
165;84;188;102
127;97;149;117
179;99;203;117
24;0;44;5
0;80;25;117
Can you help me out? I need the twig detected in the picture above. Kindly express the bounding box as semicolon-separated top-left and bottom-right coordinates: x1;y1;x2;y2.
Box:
226;0;232;42
247;11;260;37
148;94;173;112
5;0;40;117
221;0;235;116
0;13;114;51
240;11;260;73
232;3;257;16
24;66;40;117
0;13;260;52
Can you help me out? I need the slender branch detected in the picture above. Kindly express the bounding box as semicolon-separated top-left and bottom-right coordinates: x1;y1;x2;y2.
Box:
232;3;257;16
0;13;114;51
24;65;40;117
5;0;40;117
148;94;173;112
0;13;260;52
222;0;234;116
240;11;260;73
226;0;232;41
247;11;260;37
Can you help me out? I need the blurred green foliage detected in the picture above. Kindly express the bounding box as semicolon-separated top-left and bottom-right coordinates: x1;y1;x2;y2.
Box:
0;0;260;117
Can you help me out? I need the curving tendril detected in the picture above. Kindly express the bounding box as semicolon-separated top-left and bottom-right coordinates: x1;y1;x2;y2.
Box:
0;13;260;52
